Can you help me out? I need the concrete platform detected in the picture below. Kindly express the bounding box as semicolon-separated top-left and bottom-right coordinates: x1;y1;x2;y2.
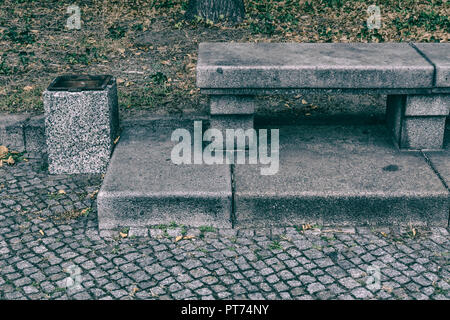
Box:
234;125;449;227
98;119;449;229
97;121;232;230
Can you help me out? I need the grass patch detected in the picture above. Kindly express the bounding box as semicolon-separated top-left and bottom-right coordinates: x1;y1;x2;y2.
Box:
0;0;447;115
199;225;215;233
269;240;283;251
54;207;91;221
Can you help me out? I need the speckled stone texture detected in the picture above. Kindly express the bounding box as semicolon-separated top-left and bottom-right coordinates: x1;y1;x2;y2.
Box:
43;80;119;174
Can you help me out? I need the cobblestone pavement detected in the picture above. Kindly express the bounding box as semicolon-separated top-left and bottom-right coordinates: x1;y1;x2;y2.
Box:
0;157;449;300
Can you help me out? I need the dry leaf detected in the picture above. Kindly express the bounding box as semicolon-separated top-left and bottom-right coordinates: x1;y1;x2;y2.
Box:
130;287;139;295
89;189;99;199
39;230;44;236
23;85;34;91
382;285;393;293
0;145;8;158
175;235;183;242
58;189;66;195
6;156;14;165
183;235;195;240
301;99;308;105
119;232;128;238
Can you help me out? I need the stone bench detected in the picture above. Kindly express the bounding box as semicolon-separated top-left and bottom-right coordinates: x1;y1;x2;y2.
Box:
197;42;449;150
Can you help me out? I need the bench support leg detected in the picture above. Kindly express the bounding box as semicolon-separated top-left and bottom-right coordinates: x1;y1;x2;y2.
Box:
209;95;255;150
386;94;449;150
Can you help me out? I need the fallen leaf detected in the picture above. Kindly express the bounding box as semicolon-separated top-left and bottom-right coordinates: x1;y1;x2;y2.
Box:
116;78;125;85
130;287;139;295
183;235;195;240
382;285;393;293
23;85;34;91
58;189;66;195
114;136;120;144
39;230;44;236
89;189;99;199
301;99;308;105
0;145;8;158
175;235;183;242
119;232;128;238
6;156;14;165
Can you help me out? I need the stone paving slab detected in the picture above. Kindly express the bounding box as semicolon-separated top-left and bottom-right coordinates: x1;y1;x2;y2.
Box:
425;126;450;187
197;43;434;89
97;122;232;230
234;125;449;227
414;43;450;88
0;157;449;300
0;114;28;152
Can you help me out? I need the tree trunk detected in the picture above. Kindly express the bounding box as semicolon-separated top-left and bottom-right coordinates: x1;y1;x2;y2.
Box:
185;0;245;24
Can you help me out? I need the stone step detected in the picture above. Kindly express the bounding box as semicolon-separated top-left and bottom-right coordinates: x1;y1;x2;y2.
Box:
234;125;449;227
97;121;232;231
97;120;449;231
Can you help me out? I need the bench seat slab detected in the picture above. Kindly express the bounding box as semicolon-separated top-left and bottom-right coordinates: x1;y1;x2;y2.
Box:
197;43;434;89
414;43;450;88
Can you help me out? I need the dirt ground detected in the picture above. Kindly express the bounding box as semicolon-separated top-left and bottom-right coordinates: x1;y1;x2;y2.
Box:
0;0;448;120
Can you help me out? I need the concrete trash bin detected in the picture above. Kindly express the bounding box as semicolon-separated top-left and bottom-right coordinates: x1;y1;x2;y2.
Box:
43;75;119;174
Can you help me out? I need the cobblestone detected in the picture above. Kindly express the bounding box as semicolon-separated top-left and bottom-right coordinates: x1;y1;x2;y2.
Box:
0;158;449;300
